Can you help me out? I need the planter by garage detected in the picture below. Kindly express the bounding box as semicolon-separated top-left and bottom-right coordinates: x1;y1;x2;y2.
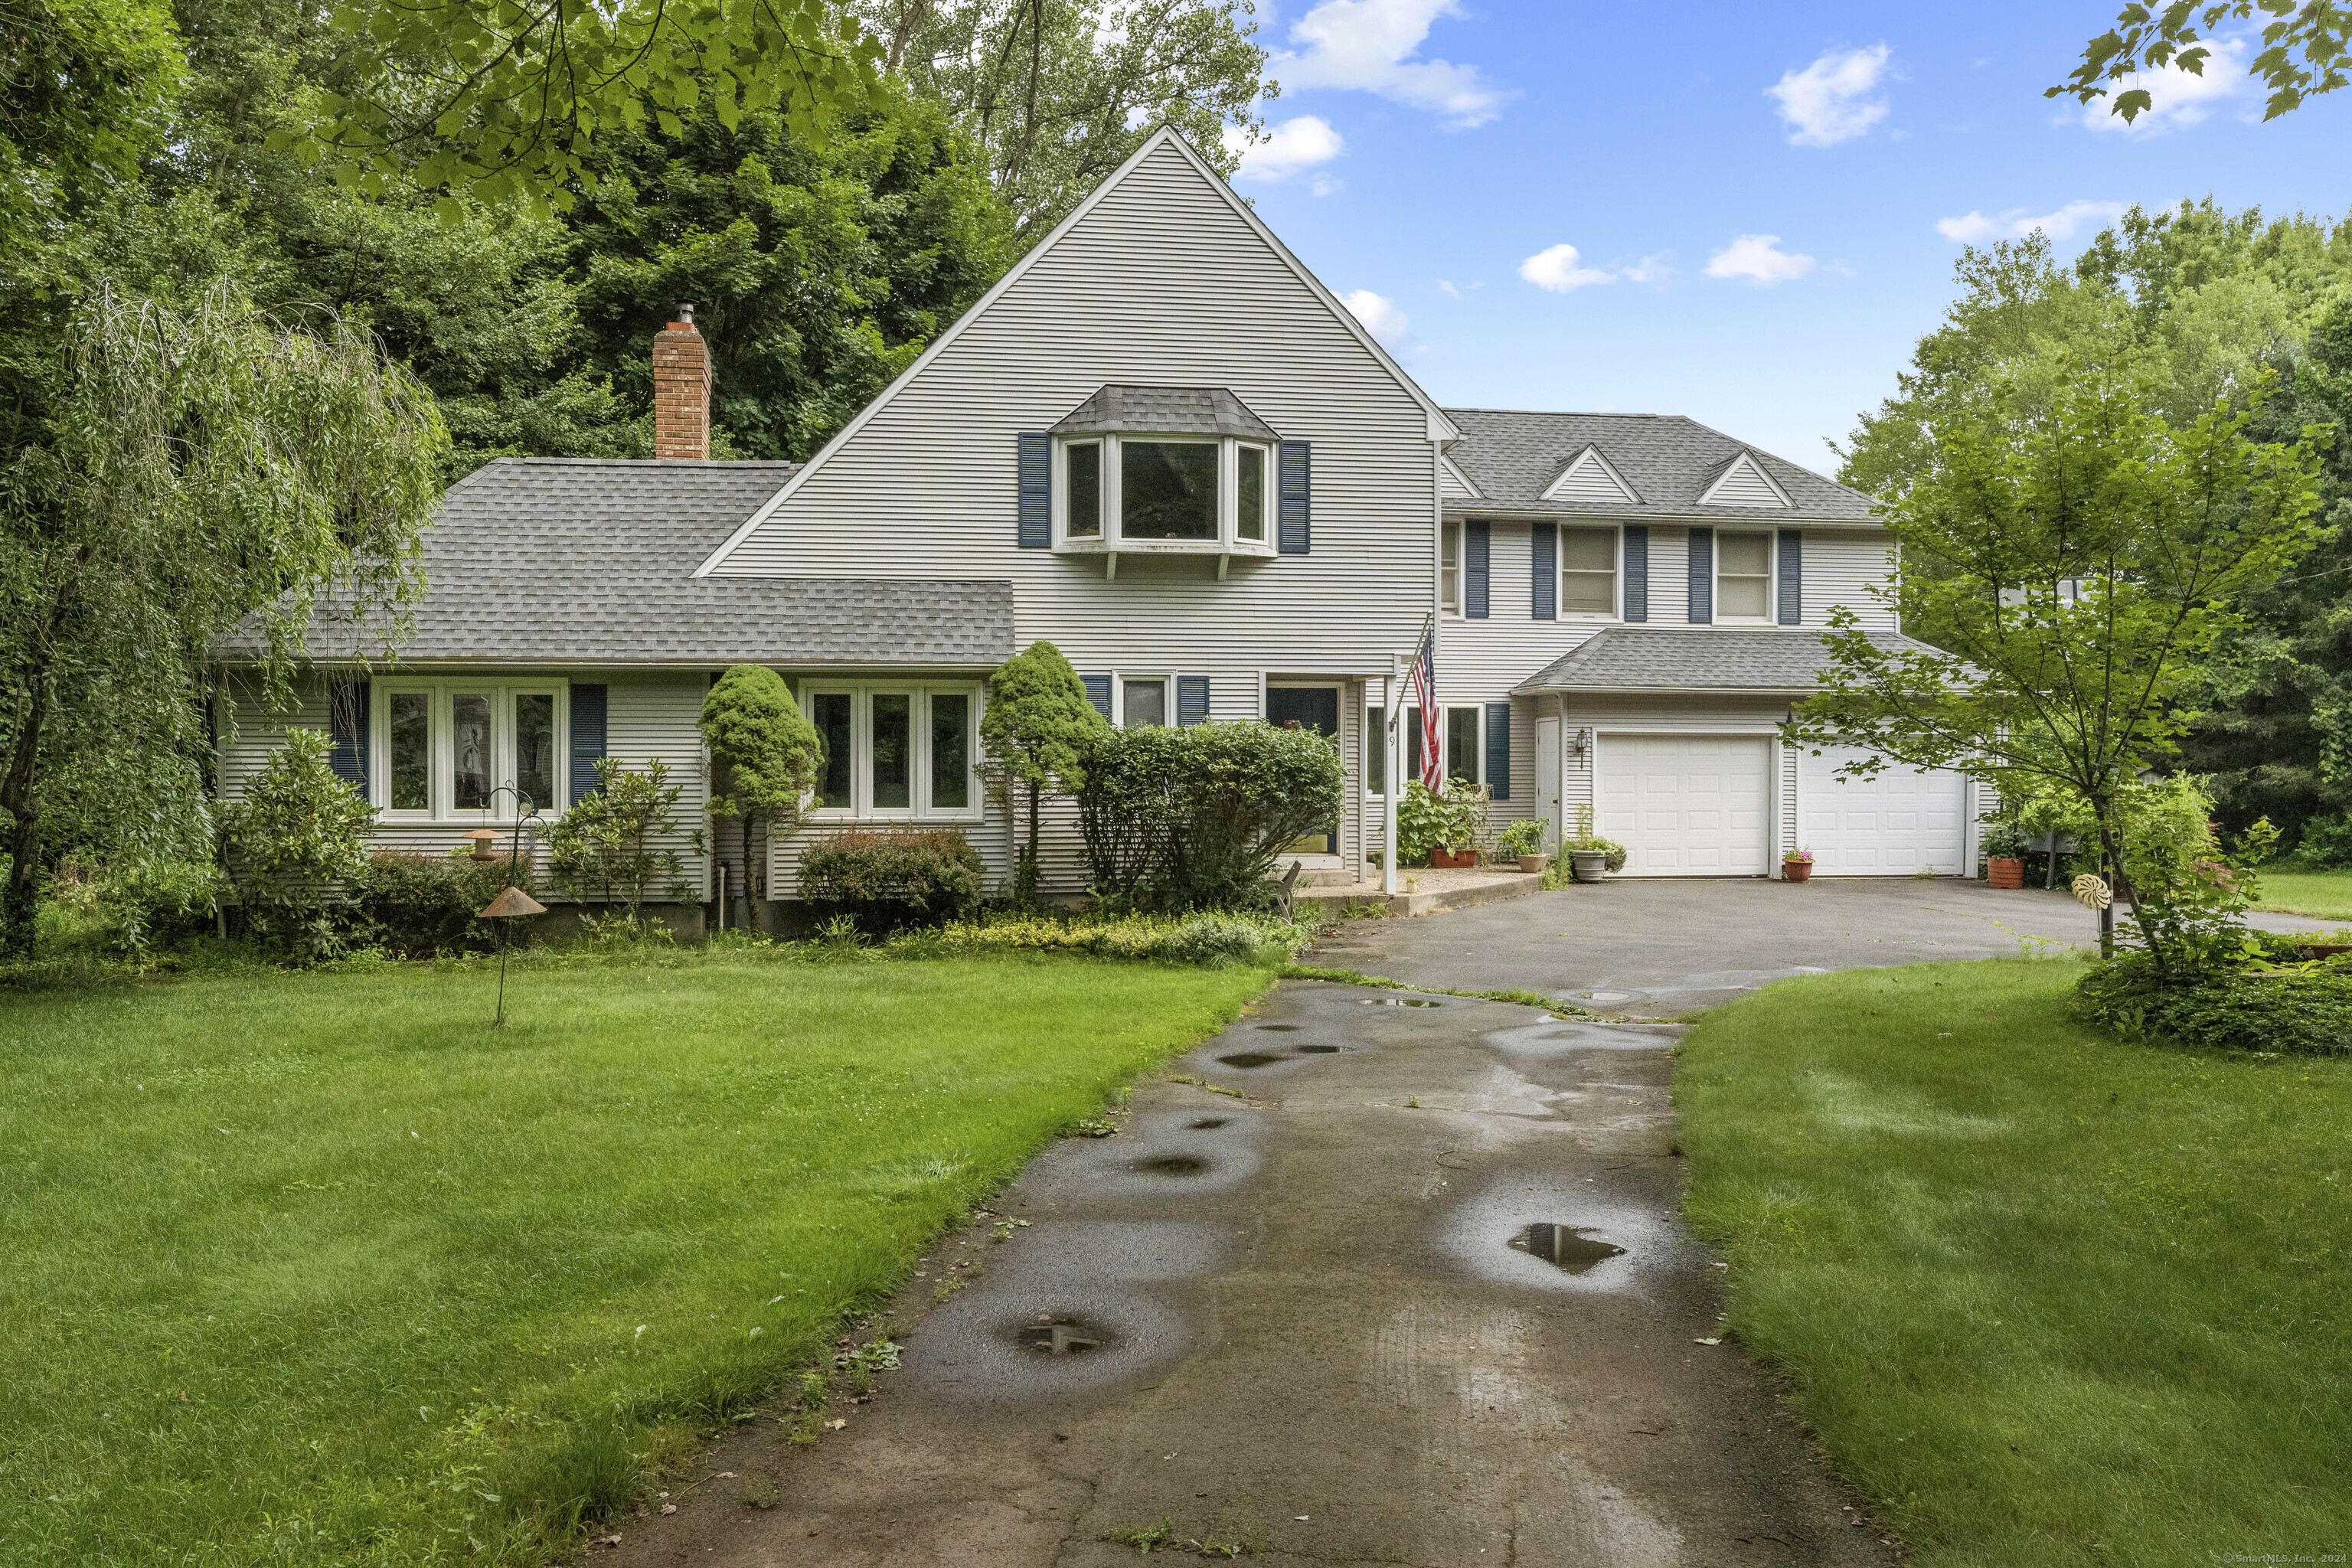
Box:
1429;847;1479;870
1782;859;1813;883
1987;856;2025;889
1570;848;1609;883
1517;854;1548;874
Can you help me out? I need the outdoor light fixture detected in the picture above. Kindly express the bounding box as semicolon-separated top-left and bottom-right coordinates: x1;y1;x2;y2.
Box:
1567;727;1592;756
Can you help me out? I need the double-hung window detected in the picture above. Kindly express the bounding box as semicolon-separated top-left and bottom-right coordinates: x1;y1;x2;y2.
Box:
375;681;567;818
802;684;982;819
1119;676;1170;728
1560;526;1619;617
1716;531;1774;622
1440;522;1461;613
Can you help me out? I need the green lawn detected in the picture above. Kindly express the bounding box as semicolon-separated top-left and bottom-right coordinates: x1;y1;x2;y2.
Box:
1677;958;2352;1566
2257;867;2352;922
0;952;1268;1567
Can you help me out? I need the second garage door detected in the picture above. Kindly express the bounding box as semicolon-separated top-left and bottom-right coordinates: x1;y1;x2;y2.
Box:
1596;735;1771;877
1799;747;1966;875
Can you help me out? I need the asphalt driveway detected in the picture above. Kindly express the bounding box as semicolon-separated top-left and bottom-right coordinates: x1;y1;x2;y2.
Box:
593;879;2326;1568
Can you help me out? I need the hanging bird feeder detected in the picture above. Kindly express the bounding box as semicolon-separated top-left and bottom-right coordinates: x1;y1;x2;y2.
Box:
462;827;502;862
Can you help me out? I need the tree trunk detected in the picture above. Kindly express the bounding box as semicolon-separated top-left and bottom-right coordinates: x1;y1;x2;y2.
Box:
0;681;51;957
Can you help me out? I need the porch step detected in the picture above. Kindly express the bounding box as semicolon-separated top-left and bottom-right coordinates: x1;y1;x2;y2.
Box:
1293;868;1544;919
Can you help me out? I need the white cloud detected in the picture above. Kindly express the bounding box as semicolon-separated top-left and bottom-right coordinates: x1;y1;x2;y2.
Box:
1934;199;2128;246
2080;34;2252;134
1619;253;1675;285
1342;289;1411;347
1273;0;1513;128
1766;44;1893;146
1704;234;1817;284
1226;116;1347;184
1517;243;1615;293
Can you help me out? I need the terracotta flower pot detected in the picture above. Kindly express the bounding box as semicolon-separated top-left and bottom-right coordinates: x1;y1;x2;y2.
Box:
1429;847;1478;869
1782;860;1812;883
1517;854;1547;874
1988;856;2025;889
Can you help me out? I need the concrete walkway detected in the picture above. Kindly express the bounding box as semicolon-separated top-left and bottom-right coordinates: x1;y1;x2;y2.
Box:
596;879;2331;1568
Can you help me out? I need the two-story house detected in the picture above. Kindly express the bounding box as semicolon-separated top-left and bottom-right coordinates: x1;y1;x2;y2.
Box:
214;127;1975;916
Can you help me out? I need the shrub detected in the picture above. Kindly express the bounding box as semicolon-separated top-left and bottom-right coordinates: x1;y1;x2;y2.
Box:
546;758;688;930
99;859;227;955
982;641;1108;905
2295;813;2352;867
799;828;985;932
1498;817;1549;859
350;850;533;956
701;665;823;903
1077;721;1346;908
900;908;1313;965
2075;949;2352;1056
1395;779;1491;865
219;728;377;962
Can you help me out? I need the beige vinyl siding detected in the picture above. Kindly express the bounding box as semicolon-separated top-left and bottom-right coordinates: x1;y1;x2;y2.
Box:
606;674;711;900
704;137;1439;889
1798;531;1898;629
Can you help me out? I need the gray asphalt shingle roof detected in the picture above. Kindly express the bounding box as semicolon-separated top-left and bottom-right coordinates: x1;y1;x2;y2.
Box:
1050;384;1280;439
217;459;1014;668
1442;408;1880;521
1512;627;1945;694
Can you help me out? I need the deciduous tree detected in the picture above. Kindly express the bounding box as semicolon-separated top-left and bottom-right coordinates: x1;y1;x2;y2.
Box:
700;664;825;904
979;639;1106;903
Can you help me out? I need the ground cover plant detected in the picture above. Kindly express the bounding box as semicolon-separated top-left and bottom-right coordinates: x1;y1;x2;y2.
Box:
0;951;1269;1566
1677;957;2352;1564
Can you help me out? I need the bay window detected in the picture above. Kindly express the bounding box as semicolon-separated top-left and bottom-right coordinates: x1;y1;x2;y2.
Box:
374;681;567;818
1054;433;1276;554
801;684;982;820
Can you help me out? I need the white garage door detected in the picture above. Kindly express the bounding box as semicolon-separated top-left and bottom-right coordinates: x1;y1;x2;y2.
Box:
1596;735;1771;877
1800;748;1966;875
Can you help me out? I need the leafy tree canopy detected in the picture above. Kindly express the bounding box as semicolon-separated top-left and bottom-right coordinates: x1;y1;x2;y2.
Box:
0;0;183;256
2053;1;2350;125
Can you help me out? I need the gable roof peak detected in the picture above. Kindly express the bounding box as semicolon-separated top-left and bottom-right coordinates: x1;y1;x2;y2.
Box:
1700;448;1794;508
1540;443;1640;505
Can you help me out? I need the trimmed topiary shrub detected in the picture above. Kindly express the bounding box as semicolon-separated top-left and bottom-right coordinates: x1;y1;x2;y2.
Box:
799;828;985;933
1077;720;1346;909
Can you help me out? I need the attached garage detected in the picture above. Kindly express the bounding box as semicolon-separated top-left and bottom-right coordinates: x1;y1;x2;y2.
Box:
1596;734;1772;877
1799;746;1966;875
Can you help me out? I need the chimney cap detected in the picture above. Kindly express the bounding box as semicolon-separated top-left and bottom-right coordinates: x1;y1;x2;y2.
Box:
676;302;697;326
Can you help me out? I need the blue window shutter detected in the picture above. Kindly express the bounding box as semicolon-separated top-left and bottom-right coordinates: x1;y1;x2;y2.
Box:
328;680;369;799
1017;433;1051;547
1778;528;1803;625
1530;524;1557;620
1082;674;1112;720
1465;521;1490;619
1623;526;1648;622
1177;675;1209;727
1484;701;1511;801
1277;441;1312;554
570;684;607;802
1687;527;1713;624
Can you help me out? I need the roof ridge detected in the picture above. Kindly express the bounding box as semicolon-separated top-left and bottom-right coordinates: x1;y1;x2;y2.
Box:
1441;407;1687;421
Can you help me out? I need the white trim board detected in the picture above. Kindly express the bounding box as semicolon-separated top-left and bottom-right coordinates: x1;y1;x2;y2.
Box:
694;126;1462;578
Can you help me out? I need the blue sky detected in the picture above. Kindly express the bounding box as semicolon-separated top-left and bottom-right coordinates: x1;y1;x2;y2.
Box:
1223;0;2352;482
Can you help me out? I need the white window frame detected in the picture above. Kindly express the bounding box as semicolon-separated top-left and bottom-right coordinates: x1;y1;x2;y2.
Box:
1440;521;1461;616
1714;529;1776;625
371;678;570;822
1052;434;1278;557
1112;672;1175;729
1557;522;1622;621
798;683;985;822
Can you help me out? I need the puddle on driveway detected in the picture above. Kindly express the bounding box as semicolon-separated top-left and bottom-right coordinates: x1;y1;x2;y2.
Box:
1512;1223;1626;1275
1295;1044;1342;1054
1015;1315;1109;1355
1132;1155;1210;1177
1186;1117;1230;1130
1576;990;1635;1004
1256;1024;1304;1032
1358;996;1443;1008
1217;1051;1285;1069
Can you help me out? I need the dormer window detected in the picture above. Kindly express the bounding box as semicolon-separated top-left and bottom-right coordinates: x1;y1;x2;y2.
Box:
1047;385;1284;566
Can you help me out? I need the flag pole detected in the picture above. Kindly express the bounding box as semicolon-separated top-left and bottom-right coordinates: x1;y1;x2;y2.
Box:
1383;660;1400;897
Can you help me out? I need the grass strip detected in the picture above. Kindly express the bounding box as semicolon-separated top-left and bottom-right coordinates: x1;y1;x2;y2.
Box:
1677;956;2352;1564
2256;868;2352;923
0;952;1269;1567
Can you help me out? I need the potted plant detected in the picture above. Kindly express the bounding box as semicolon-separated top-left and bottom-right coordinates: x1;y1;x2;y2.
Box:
1981;814;2029;889
1413;778;1489;867
1498;816;1550;874
1782;847;1815;884
1563;805;1627;883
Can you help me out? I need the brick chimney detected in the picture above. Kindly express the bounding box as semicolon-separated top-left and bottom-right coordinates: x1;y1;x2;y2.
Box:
652;304;711;460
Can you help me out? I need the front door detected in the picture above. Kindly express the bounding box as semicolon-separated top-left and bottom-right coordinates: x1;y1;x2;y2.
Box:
1266;685;1341;856
1535;716;1561;848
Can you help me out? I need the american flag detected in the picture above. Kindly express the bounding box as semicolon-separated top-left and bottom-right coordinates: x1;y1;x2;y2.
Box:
1406;615;1442;790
